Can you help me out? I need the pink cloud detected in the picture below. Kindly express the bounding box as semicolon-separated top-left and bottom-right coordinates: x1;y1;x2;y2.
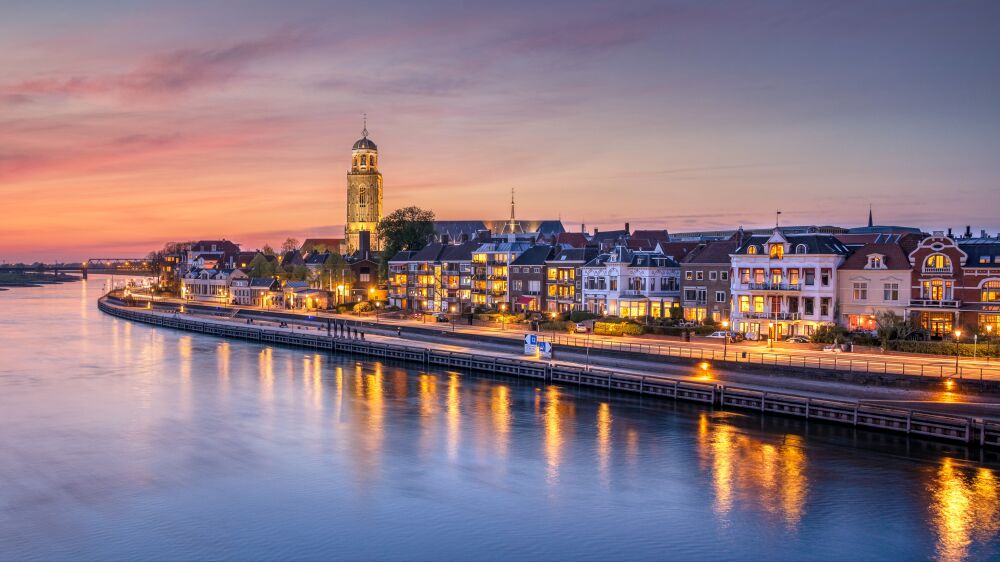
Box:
2;28;309;103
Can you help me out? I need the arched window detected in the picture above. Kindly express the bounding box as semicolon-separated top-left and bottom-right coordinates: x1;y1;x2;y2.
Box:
360;155;367;167
924;254;951;272
769;244;784;259
795;244;807;254
359;187;366;206
983;280;1000;303
747;245;758;255
370;156;376;167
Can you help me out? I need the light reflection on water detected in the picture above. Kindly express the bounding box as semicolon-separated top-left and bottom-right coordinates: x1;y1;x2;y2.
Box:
1;279;1000;561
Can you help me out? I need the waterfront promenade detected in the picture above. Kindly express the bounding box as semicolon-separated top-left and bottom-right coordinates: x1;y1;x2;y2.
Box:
101;295;1000;447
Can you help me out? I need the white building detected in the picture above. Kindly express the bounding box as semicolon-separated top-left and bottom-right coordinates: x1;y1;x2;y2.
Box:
581;246;681;319
181;268;246;303
730;229;850;338
837;243;912;332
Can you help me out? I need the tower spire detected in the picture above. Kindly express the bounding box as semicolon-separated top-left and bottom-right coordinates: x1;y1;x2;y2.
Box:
361;112;368;139
868;204;873;228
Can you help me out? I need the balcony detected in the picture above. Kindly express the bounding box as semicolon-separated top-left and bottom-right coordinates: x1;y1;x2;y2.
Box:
922;267;953;275
910;299;960;308
734;311;801;320
744;282;802;291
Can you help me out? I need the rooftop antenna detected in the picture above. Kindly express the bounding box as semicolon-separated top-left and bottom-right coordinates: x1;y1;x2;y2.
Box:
775;209;782;228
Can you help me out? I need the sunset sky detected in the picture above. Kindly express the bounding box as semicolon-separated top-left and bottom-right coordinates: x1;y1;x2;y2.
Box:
2;1;998;262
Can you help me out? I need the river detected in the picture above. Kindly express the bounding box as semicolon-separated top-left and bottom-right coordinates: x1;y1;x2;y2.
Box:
2;277;999;561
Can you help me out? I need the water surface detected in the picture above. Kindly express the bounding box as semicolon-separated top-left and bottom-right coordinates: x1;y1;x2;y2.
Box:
1;278;999;561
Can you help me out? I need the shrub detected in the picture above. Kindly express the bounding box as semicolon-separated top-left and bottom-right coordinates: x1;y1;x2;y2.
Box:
694;325;717;336
810;325;849;344
353;301;373;314
594;321;643;336
540;320;575;333
884;340;999;358
569;310;598;322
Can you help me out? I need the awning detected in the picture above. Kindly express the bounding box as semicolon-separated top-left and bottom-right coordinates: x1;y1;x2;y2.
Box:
515;296;535;305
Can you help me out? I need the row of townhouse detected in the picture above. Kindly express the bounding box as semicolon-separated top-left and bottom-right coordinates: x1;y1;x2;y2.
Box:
726;228;1000;338
387;242;479;313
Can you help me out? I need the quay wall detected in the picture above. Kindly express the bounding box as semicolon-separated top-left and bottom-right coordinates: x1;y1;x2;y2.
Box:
99;297;1000;450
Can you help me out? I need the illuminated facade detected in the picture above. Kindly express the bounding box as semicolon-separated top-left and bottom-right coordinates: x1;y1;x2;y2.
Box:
837;243;912;332
345;124;382;254
580;246;681;318
730;229;850;339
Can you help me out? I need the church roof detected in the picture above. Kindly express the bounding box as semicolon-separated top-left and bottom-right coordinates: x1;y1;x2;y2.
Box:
353;137;377;150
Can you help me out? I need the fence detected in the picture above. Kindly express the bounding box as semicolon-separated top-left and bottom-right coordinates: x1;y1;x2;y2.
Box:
539;333;1000;382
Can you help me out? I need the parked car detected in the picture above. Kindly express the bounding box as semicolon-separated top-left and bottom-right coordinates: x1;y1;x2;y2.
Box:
431;313;450;322
574;322;589;333
705;331;729;339
706;331;744;342
784;335;810;343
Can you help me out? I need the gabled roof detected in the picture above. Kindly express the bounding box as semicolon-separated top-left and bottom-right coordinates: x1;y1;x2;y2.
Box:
555;232;589;248
511;245;554;266
249;278;279;288
735;231;851;255
655;241;700;261
300;238;344;254
440;241;480;262
388;250;417;263
284;281;309;289
191;240;240;254
547;247;599;264
591;229;628;242
631;229;670;246
411;243;446;262
304;251;331;265
839;243;912;270
682;239;740;265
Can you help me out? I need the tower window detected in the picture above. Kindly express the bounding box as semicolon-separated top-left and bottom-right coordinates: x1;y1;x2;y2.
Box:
359;187;366;206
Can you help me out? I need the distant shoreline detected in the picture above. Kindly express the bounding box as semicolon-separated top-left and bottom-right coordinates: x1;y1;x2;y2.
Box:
0;273;81;289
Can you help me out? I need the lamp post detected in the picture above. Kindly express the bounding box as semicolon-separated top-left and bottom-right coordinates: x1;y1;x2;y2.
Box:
375;301;380;323
549;311;558;339
450;304;457;332
954;329;962;374
500;303;507;331
722;319;730;360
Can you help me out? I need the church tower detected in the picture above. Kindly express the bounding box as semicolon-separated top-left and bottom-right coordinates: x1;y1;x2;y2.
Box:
345;119;383;254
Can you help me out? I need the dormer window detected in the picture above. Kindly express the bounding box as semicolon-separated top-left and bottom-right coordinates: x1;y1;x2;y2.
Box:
769;243;784;259
747;245;758;255
865;254;886;270
924;254;951;272
795;244;807;254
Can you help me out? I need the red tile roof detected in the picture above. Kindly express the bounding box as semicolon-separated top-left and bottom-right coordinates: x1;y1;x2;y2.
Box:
839;243;912;270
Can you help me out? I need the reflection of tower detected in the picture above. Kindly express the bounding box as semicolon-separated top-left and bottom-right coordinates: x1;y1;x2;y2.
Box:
346;117;383;253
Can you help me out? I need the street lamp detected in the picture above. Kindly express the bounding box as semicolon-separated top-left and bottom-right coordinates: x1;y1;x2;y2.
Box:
954;329;962;373
549;311;558;339
722;319;730;360
500;303;507;331
450;304;457;332
375;301;381;323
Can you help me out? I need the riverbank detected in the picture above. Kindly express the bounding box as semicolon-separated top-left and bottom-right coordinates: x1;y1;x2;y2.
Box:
0;272;80;288
99;295;1000;449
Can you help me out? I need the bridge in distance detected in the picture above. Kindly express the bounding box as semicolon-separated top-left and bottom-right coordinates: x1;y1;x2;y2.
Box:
0;258;155;279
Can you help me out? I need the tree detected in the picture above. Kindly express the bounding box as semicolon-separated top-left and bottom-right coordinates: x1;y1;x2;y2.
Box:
247;253;275;279
321;253;354;288
281;237;300;253
261;244;275;256
876;310;910;347
376;206;435;277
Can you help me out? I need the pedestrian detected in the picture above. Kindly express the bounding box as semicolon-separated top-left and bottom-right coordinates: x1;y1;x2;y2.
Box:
360;331;365;341
396;327;401;337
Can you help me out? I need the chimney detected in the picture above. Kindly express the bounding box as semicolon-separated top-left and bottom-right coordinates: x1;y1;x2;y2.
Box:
965;225;973;239
358;230;371;259
594;227;599;236
581;223;585;233
947;227;953;238
625;222;630;234
982;229;988;239
441;234;450;245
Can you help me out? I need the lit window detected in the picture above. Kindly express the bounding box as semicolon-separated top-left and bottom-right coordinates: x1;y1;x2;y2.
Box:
924;254;951;271
983;281;1000;303
769;244;784;259
747;245;758;255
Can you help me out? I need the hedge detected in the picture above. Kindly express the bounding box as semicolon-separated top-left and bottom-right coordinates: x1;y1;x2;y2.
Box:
594;321;643;336
884;340;1000;358
569;311;599;322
